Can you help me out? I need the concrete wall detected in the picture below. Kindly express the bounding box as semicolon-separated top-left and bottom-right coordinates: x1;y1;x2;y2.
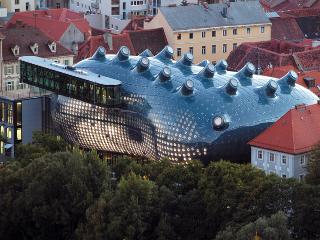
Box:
22;97;43;144
3;0;36;12
85;13;103;29
145;10;272;64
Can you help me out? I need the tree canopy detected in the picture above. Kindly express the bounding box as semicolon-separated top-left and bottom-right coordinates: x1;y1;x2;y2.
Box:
0;133;320;239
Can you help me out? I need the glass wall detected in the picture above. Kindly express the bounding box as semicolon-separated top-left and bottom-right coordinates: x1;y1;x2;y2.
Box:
20;61;121;107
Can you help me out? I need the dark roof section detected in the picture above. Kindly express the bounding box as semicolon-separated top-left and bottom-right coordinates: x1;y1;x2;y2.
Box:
126;28;168;55
1;24;73;62
159;2;270;31
271;18;304;41
76;28;167;62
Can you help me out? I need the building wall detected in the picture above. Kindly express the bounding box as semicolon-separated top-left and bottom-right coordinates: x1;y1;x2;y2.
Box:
251;146;308;180
21;97;43;144
145;10;272;63
1;0;35;12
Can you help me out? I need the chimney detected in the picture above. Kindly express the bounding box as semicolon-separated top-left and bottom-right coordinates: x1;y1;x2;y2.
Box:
104;32;113;50
221;1;230;18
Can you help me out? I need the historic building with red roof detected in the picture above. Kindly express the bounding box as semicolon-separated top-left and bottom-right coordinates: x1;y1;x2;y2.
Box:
6;8;91;54
249;103;320;180
0;22;74;93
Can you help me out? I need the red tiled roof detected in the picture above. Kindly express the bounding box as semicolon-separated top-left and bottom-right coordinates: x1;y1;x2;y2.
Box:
260;0;320;11
6;8;91;41
0;23;73;62
227;40;306;71
271;18;304;41
76;28;167;62
126;28;168;55
121;16;148;32
263;65;320;96
249;103;320;154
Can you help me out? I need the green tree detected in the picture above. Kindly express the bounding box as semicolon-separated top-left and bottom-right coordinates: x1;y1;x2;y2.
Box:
0;151;110;240
306;143;320;185
15;131;67;167
106;172;159;240
215;211;291;240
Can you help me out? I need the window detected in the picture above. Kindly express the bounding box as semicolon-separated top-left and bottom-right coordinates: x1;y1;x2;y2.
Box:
4;66;14;75
299;174;304;182
269;152;275;162
212;30;216;37
189;32;193;39
211;45;216;54
223;29;227;36
7;104;13;124
281;155;287;165
56;2;60;8
201;31;206;38
6;128;11;140
260;26;265;33
247;27;251;34
257;150;263;160
233;28;237;35
300;155;306;165
177;48;181;57
17;127;22;141
123;2;126;9
201;46;206;55
15;0;19;4
189;47;193;54
16;64;20;74
222;44;227;53
282;174;287;178
77;1;79;6
5;81;14;91
15;9;20;12
177;33;181;40
233;43;237;50
26;2;30;10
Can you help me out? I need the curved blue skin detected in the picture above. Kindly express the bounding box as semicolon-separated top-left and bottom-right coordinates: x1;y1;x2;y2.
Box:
52;46;318;163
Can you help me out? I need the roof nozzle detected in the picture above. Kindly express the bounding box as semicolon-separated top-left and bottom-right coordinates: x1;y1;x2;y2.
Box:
281;70;298;86
117;46;130;61
179;53;193;66
265;80;278;97
202;63;215;78
212;115;229;131
155;45;174;60
197;60;210;67
139;49;153;57
181;79;194;95
215;60;228;72
226;78;238;95
136;57;150;72
91;46;106;61
238;62;255;78
159;67;171;82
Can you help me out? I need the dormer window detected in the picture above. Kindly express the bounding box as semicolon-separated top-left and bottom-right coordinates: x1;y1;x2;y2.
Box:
30;43;38;55
48;41;56;53
11;45;19;56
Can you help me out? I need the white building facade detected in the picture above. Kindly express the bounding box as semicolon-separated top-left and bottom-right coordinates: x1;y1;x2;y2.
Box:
251;146;308;180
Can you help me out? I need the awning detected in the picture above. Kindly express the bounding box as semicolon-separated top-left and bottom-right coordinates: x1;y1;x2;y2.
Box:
4;144;13;149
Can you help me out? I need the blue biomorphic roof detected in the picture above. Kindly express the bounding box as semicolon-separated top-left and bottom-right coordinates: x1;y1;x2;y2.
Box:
53;45;318;163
